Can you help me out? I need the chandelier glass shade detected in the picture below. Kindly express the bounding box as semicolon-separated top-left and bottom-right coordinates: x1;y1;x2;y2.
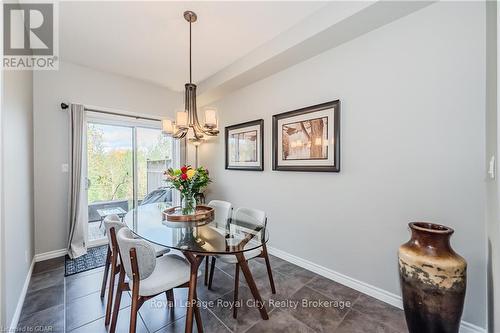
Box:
162;11;219;144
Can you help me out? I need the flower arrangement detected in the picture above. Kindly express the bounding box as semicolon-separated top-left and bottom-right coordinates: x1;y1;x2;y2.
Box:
164;165;211;214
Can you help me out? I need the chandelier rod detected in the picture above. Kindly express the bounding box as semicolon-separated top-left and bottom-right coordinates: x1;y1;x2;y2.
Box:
189;20;192;84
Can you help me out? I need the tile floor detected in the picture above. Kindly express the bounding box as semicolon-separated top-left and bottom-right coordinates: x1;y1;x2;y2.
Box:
17;253;407;332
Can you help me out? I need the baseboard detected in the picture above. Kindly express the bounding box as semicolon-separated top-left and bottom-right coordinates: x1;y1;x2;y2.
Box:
34;248;67;262
267;246;486;333
8;258;34;331
459;322;488;333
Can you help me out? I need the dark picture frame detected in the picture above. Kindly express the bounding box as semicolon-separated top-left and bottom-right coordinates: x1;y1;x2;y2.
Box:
225;119;264;171
272;100;340;172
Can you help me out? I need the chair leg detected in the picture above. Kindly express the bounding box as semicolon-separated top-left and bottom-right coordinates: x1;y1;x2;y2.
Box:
204;256;209;285
233;263;240;319
129;275;141;333
208;257;216;290
110;268;125;333
166;289;175;307
262;245;276;294
129;293;139;333
100;247;111;298
105;253;117;325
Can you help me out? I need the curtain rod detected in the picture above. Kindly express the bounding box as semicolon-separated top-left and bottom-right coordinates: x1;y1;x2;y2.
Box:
60;102;161;122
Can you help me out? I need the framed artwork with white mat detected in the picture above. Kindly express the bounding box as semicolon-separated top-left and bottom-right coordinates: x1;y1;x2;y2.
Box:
272;100;340;172
225;119;264;171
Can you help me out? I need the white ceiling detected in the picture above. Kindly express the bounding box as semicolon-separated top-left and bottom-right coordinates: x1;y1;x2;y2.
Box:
59;1;327;92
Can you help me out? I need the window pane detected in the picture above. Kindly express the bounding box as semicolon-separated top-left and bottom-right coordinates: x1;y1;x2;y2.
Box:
137;127;173;206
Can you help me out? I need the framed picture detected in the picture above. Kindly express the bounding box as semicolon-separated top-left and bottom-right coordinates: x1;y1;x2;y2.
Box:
225;119;264;171
272;100;340;172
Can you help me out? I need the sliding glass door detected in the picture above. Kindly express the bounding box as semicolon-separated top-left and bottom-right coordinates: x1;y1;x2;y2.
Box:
136;127;174;205
86;114;176;246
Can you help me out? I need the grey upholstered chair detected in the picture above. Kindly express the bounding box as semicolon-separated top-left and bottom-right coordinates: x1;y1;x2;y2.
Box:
204;200;233;287
210;207;276;318
100;214;169;326
111;228;201;333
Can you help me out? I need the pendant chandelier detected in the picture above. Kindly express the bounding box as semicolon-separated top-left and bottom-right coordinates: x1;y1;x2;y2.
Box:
162;11;219;146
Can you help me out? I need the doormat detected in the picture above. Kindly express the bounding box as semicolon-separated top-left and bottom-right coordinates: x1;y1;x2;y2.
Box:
65;245;108;276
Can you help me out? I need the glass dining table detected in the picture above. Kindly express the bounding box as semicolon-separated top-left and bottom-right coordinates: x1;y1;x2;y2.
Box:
123;203;270;333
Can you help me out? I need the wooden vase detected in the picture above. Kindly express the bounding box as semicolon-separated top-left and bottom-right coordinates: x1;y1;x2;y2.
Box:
398;222;466;333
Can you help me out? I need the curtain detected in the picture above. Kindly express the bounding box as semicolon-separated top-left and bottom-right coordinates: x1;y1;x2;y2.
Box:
67;104;88;259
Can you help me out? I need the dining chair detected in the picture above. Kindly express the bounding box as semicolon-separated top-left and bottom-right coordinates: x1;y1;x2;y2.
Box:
111;228;202;333
210;207;276;318
204;200;232;288
100;214;169;326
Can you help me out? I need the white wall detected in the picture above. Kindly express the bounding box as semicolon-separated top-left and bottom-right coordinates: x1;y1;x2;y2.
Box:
0;5;4;327
33;61;181;254
486;2;500;331
200;2;487;328
1;69;34;326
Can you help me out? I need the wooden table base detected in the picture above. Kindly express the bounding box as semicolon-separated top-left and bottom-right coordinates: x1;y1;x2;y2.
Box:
183;252;204;333
235;253;269;320
182;251;269;333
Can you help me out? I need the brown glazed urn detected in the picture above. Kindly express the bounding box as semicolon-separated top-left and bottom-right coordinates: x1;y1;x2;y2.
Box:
398;222;466;333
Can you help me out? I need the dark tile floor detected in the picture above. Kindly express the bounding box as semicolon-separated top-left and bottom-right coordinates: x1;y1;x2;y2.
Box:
17;253;407;332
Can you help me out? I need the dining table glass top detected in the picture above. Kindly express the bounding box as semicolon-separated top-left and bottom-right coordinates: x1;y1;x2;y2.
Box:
124;203;268;254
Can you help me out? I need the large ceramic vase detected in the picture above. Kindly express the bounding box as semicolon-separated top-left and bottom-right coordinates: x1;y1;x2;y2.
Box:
398;222;466;333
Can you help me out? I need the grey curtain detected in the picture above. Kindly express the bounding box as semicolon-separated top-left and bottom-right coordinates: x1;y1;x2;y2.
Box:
67;104;88;259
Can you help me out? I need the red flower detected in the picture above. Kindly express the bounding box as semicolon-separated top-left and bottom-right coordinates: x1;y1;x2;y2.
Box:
181;173;188;180
180;166;188;174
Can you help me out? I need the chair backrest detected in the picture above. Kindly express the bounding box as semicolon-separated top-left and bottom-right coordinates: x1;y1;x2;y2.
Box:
208;200;232;229
116;228;156;281
232;207;267;229
103;214;125;253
